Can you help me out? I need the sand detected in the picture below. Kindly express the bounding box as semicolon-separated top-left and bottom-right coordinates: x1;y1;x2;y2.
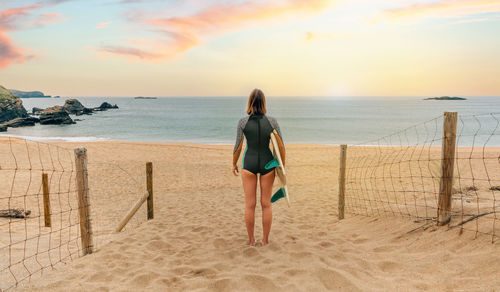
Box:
0;140;498;291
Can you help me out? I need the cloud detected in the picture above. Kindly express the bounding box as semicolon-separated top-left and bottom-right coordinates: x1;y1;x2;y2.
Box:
0;1;69;69
0;32;25;68
305;31;353;42
376;0;500;22
106;0;162;4
34;12;65;27
97;0;335;61
448;17;491;25
96;21;112;29
96;45;163;59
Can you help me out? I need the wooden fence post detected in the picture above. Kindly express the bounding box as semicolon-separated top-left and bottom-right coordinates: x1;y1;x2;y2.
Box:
146;162;154;220
437;112;458;226
42;173;51;227
74;147;93;255
338;144;347;220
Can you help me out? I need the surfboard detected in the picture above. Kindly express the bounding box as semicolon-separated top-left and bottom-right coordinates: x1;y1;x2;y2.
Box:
267;129;290;207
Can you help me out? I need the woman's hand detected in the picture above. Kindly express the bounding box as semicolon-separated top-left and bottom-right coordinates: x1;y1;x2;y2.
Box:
232;164;239;176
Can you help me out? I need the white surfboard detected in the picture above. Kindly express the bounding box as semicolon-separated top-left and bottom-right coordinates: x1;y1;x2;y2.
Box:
269;130;290;207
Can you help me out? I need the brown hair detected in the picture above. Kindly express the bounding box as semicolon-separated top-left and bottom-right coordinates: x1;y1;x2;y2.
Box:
246;88;267;115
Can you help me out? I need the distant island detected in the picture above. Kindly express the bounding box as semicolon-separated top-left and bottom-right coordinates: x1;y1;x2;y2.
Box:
8;89;51;98
424;96;467;100
134;96;158;99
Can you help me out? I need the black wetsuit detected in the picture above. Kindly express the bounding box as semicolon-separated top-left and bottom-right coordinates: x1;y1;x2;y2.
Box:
233;114;283;175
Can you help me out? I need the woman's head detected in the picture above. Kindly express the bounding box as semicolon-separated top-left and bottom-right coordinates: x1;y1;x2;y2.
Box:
246;88;267;115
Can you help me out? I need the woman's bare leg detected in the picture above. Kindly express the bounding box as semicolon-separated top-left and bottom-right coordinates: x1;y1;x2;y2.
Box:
241;169;257;246
260;170;275;246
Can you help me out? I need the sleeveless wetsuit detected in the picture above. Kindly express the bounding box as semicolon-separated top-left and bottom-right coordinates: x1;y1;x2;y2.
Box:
233;114;283;175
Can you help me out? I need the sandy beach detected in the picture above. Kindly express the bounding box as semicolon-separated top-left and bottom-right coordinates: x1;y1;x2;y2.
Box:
0;140;498;291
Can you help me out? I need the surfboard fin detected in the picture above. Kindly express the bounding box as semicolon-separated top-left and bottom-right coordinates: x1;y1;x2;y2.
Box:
265;158;280;170
271;188;286;203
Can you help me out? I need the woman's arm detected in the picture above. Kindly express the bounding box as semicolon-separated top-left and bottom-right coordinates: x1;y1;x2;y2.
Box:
232;118;247;170
233;137;243;166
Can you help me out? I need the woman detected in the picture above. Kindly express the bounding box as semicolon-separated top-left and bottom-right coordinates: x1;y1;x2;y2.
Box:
232;89;285;246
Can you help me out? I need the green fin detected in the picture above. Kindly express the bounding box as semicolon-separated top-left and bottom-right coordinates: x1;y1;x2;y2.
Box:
265;158;279;170
271;188;285;203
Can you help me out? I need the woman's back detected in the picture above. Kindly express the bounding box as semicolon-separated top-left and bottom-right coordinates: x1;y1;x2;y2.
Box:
235;114;282;175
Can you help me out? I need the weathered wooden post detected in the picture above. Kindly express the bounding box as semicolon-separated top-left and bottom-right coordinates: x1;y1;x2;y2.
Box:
437;112;458;226
146;162;154;220
74;147;93;255
338;144;347;220
42;173;51;227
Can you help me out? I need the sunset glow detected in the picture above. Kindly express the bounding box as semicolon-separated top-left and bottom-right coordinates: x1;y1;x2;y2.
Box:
0;0;499;96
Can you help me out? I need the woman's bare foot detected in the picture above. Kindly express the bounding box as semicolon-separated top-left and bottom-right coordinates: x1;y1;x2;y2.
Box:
261;239;269;246
249;239;256;246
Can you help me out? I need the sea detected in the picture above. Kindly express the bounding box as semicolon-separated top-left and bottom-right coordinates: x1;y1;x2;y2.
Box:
2;96;500;146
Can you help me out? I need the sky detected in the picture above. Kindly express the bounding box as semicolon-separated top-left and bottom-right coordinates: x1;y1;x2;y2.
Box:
0;0;499;97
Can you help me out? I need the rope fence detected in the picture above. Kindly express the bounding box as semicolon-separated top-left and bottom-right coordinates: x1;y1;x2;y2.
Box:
0;136;150;291
339;112;500;242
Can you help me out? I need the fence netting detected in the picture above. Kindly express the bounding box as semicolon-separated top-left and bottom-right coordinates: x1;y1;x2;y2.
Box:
0;137;147;291
344;113;500;242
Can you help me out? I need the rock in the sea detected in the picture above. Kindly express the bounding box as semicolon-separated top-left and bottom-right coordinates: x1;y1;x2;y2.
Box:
32;107;44;115
0;124;6;132
95;102;119;111
39;106;75;125
63;99;93;115
4;117;39;128
76;107;93;116
0;85;29;123
424;96;467;100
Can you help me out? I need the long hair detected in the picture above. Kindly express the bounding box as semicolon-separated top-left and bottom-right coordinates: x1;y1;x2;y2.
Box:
246;88;267;115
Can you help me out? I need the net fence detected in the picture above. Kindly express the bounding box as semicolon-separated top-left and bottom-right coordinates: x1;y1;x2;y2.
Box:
344;112;500;242
0;136;148;291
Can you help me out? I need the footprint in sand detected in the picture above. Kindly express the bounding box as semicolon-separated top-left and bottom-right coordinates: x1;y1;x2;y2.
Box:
242;274;279;291
352;238;369;244
189;267;217;279
145;239;172;251
213;238;228;249
284;268;304;276
318;241;333;248
372;245;395;253
377;260;400;272
314;267;361;291
209;278;239;291
242;246;260;258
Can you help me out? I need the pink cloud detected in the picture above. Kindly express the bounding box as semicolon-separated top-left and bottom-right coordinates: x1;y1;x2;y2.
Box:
377;0;500;22
0;32;25;68
34;12;66;27
96;21;112;29
0;2;68;69
96;45;163;59
97;0;334;61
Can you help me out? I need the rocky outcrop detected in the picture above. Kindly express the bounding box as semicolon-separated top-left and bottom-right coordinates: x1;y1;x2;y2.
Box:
39;106;75;125
95;102;119;111
0;124;6;132
4;117;39;128
0;85;29;123
77;107;93;116
32;107;44;115
63;99;93;115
